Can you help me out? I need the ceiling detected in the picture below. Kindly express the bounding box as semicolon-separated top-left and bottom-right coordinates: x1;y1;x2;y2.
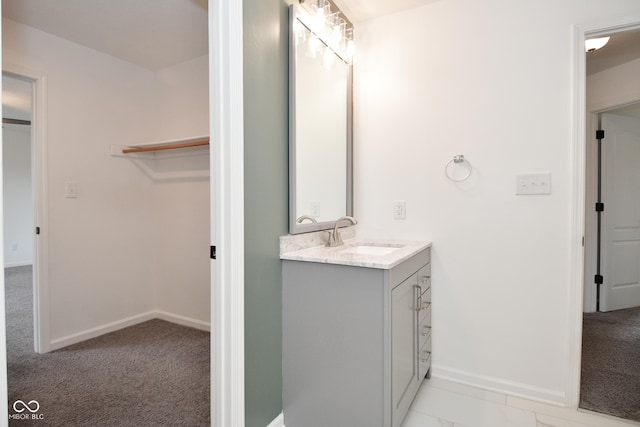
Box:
0;0;437;122
2;0;209;71
1;0;439;73
2;0;640;118
586;30;640;76
334;0;441;23
1;0;639;73
586;30;640;118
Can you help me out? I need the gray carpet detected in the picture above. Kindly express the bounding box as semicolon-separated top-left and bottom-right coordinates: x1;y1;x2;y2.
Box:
5;265;210;426
580;305;640;422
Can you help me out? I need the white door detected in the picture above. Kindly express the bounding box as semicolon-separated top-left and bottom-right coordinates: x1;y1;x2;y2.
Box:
600;113;640;311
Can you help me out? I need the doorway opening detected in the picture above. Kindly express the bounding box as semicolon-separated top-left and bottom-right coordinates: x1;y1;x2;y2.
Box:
1;1;215;423
2;71;48;354
580;25;640;423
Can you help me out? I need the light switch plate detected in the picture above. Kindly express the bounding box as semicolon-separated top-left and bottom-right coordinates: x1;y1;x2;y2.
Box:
65;182;78;198
516;173;551;195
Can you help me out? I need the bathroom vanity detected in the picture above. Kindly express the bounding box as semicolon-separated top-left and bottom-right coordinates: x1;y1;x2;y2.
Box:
281;236;432;427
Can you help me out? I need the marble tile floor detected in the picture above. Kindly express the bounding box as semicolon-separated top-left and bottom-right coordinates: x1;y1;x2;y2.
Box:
403;378;640;427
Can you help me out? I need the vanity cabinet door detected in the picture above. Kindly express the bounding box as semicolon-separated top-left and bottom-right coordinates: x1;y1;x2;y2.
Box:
391;273;419;427
417;264;432;379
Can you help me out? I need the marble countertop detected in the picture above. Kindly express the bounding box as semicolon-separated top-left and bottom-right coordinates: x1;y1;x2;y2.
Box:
280;236;432;269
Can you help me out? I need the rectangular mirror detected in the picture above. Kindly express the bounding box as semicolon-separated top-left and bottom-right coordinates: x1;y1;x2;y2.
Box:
288;3;353;234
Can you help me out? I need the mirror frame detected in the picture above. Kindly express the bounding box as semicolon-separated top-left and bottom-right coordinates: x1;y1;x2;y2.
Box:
288;4;353;235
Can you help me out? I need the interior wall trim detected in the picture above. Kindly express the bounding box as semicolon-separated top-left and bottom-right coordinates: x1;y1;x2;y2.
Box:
432;365;566;406
48;310;210;352
210;0;246;426
2;62;51;357
48;311;157;351
155;310;210;331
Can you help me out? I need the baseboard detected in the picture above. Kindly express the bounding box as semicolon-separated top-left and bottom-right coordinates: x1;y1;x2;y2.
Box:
49;311;157;351
432;364;566;405
4;261;33;268
155;310;210;331
49;310;210;351
266;412;284;427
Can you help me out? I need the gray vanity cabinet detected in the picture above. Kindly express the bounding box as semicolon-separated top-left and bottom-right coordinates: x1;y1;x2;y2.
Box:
282;248;431;427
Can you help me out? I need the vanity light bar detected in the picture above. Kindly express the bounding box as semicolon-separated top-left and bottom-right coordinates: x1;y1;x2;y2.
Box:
298;0;354;62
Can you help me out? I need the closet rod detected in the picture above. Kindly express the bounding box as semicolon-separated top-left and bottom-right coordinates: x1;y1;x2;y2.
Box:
3;118;31;125
122;139;209;154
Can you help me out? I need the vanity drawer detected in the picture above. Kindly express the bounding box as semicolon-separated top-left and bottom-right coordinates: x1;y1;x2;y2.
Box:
418;322;431;354
416;259;432;380
422;285;431;303
417;265;431;290
418;335;432;378
418;286;431;326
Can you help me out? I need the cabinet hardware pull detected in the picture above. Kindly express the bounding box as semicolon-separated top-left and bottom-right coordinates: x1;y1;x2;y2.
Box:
421;327;431;337
419;276;431;284
414;285;422;311
421;301;431;310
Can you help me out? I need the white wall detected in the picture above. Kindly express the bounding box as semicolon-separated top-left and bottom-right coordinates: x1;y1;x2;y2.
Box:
152;55;210;326
588;56;640;112
2;18;210;345
2;126;33;267
354;0;640;404
584;56;640;312
3;18;158;342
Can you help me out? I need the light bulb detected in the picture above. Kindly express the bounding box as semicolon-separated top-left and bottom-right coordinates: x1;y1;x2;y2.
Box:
332;18;345;45
585;36;610;52
315;1;329;27
345;28;355;60
346;39;355;59
293;19;305;44
308;33;321;58
323;46;335;69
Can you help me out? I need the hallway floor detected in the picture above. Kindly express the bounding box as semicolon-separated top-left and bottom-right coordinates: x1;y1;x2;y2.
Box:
580;306;640;422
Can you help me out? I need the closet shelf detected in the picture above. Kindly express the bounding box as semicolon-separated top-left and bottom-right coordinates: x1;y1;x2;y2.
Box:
111;135;210;181
122;138;209;154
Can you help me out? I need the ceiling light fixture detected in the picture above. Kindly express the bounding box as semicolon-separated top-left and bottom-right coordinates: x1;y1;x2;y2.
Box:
585;36;610;52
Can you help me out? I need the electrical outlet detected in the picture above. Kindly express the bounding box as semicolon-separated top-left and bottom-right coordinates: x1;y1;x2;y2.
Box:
393;200;406;220
310;200;320;217
516;173;551;195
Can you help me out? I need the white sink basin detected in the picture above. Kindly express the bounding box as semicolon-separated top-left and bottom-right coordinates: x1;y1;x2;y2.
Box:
338;243;405;256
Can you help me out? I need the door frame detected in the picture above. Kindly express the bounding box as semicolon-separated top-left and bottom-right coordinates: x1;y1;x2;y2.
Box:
570;15;640;407
210;1;245;426
584;110;600;313
2;65;50;354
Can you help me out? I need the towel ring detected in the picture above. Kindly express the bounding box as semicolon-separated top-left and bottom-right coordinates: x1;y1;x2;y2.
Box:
445;155;472;182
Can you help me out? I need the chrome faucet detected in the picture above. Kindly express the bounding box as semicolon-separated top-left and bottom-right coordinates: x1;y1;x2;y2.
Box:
296;215;318;224
326;216;357;247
